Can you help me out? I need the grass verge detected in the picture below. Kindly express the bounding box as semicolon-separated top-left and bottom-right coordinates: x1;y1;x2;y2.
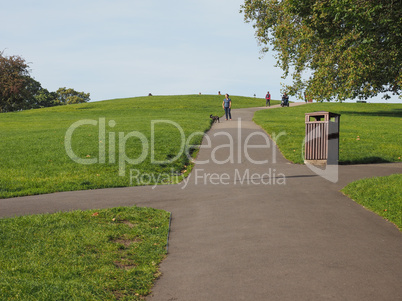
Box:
0;95;276;198
0;206;170;300
253;103;402;164
341;174;402;231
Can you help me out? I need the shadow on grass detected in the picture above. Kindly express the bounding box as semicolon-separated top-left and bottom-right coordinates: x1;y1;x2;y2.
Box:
339;108;402;118
340;157;393;165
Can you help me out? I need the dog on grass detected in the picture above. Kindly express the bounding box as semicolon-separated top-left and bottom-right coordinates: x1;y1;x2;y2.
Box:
210;114;220;123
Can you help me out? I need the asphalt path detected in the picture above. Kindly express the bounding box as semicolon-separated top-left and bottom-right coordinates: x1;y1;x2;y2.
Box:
1;103;401;301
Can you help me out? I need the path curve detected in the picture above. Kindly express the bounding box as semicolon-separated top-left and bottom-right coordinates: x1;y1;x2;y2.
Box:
1;102;401;301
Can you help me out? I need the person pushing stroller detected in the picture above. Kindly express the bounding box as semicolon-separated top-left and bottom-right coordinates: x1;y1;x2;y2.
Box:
281;93;289;107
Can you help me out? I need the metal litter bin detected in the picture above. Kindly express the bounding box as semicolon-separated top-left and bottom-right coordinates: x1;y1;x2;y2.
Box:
304;111;340;165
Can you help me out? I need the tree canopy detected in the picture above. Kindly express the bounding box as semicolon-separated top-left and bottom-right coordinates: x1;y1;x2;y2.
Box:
55;87;90;105
0;52;90;112
241;0;401;101
0;53;34;112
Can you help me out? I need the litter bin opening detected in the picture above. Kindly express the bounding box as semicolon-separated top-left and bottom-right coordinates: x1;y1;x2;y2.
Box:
308;115;326;122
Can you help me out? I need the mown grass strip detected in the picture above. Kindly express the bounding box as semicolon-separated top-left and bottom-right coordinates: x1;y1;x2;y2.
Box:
341;174;402;231
0;206;170;300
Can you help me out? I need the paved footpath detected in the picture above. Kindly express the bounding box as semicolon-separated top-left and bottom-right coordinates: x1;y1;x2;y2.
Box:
1;103;401;300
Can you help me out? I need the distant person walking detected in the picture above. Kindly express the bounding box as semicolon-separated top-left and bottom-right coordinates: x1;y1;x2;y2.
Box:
265;91;271;107
222;94;232;120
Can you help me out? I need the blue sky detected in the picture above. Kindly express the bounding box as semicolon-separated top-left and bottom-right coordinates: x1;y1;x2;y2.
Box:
1;0;399;103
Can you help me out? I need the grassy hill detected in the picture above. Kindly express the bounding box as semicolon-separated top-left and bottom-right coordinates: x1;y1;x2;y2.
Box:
1;96;400;198
0;95;270;198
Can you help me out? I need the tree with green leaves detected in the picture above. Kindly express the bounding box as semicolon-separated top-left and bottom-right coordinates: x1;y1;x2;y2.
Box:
241;0;401;101
55;87;90;105
33;88;58;108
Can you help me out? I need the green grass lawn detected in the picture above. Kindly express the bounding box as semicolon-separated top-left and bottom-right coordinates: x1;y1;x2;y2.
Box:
0;206;170;300
342;174;402;231
0;95;271;199
253;102;402;164
1;97;400;200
